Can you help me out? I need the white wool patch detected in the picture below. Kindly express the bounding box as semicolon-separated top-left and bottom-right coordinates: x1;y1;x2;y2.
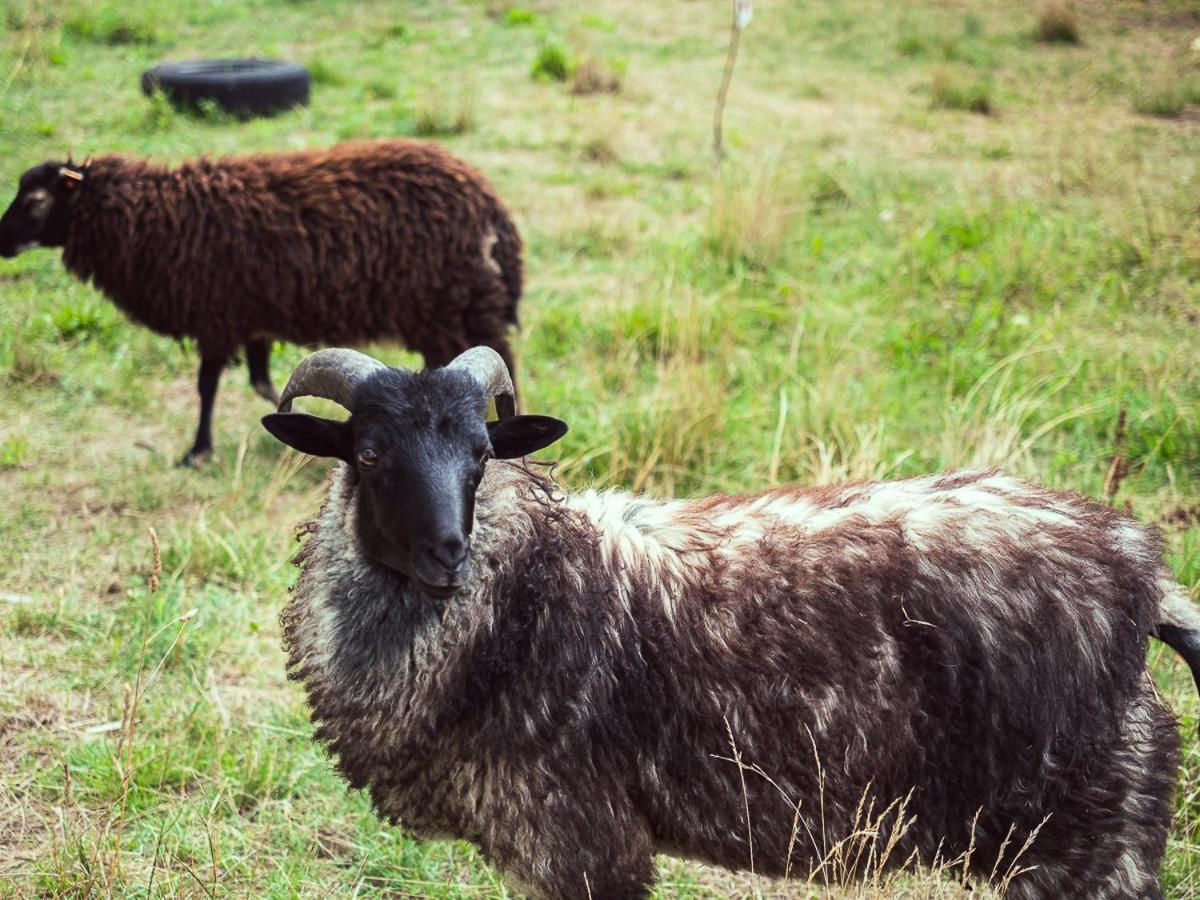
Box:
753;474;1079;550
549;470;1156;631
480;228;501;275
567;489;736;620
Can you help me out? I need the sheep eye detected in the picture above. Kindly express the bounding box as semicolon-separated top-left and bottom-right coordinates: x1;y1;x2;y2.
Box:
26;190;50;215
357;447;378;467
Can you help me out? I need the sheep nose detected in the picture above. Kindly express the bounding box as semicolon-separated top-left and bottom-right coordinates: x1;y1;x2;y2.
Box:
427;536;468;574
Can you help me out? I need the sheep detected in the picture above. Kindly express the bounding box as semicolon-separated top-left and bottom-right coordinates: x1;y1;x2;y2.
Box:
0;141;522;465
261;346;1200;900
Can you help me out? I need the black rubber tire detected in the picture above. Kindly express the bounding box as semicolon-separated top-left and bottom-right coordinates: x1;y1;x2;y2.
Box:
142;59;310;117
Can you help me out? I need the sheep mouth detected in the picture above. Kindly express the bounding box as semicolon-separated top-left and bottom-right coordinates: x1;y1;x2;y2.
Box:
415;579;461;600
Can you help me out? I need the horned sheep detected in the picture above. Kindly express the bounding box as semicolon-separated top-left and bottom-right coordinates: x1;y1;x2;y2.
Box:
262;346;1200;900
0;140;522;464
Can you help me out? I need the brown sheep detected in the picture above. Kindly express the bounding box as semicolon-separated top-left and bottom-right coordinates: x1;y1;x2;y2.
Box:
0;141;522;464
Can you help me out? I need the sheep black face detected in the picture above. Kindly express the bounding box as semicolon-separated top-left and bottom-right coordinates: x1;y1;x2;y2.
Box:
262;348;566;598
0;161;83;258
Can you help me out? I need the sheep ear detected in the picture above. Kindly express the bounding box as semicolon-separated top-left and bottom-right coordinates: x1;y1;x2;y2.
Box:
262;413;352;461
59;166;83;189
487;415;568;459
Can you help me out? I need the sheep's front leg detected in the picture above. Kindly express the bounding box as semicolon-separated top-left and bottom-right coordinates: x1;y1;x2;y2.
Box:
180;351;227;467
480;793;656;900
245;339;279;405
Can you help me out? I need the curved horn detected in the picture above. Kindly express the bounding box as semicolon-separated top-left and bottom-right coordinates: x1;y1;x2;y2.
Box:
277;348;388;413
446;347;516;419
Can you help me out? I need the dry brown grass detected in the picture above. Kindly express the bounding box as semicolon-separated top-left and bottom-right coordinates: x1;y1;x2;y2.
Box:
413;85;476;137
571;58;622;95
707;151;808;271
929;67;994;115
663;724;1046;899
1035;2;1081;45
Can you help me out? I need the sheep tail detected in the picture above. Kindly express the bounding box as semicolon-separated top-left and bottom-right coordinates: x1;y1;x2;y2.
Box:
1156;581;1200;705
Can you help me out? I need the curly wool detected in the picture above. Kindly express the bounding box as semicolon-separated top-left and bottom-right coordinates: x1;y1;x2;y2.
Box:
283;465;1183;899
63;140;522;368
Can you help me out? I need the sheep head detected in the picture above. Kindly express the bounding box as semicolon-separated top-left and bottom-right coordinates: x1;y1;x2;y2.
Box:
263;347;566;598
0;160;86;258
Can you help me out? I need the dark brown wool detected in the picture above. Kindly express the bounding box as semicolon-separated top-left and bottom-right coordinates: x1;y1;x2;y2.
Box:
66;141;520;363
58;141;521;458
284;465;1185;899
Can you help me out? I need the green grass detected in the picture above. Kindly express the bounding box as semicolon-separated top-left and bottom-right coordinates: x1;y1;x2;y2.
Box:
63;1;170;47
1133;77;1200;119
530;40;573;82
0;0;1198;896
412;86;476;137
929;66;994;114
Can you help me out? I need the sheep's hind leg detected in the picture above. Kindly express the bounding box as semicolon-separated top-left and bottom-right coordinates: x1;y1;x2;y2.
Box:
179;351;227;467
245;339;279;405
998;688;1178;900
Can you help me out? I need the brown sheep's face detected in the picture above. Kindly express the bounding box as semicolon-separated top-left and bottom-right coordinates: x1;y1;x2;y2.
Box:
0;161;82;259
262;369;568;600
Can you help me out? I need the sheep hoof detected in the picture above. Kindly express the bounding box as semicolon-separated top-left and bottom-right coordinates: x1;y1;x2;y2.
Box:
178;447;212;468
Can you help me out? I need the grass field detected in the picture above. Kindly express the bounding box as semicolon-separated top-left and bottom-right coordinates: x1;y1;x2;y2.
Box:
1;0;1199;895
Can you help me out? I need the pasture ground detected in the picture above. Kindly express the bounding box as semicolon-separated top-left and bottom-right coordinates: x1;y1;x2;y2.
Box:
1;0;1198;895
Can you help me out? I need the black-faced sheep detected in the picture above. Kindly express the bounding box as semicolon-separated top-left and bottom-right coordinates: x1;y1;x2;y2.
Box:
262;347;1199;900
0;141;522;465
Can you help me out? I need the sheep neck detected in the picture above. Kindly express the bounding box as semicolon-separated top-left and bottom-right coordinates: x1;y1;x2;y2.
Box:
61;157;246;345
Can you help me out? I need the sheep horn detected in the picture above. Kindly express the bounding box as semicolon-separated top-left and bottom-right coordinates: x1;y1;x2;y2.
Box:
277;348;388;413
446;347;516;420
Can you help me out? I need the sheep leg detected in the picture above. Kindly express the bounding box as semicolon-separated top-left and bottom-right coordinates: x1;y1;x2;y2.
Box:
179;351;227;467
245;339;279;405
997;687;1177;900
480;790;656;899
489;842;655;900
